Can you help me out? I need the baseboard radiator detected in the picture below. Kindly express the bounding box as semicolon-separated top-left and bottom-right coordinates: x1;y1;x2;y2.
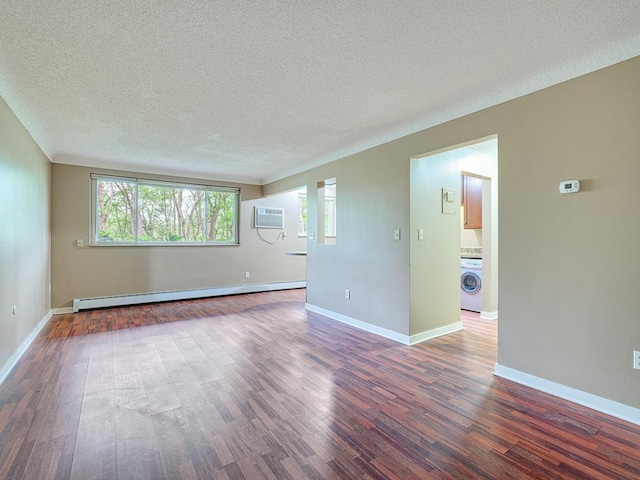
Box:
72;281;306;313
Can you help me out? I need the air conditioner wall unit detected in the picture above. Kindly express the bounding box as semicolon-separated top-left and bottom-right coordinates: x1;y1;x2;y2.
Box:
255;207;284;228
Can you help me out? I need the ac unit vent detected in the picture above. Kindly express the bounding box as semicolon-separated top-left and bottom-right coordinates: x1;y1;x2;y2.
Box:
255;207;284;228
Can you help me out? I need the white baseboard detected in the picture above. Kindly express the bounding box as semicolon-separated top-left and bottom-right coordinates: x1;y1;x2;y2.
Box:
305;304;463;346
52;307;73;315
305;304;411;344
72;281;306;313
409;322;463;344
480;310;498;320
0;310;53;385
494;364;640;426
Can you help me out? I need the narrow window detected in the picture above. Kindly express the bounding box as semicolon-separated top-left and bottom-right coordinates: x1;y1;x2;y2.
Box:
297;190;307;237
317;178;336;245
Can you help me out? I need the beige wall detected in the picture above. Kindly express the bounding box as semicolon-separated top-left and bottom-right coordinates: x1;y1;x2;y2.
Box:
51;164;306;308
265;56;640;408
266;152;412;334
410;153;461;334
481;178;498;315
0;97;51;368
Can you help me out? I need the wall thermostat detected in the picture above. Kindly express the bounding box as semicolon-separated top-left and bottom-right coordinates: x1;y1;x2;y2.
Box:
559;180;580;194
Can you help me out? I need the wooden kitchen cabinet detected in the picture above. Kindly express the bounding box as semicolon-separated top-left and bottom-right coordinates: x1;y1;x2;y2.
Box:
462;175;482;229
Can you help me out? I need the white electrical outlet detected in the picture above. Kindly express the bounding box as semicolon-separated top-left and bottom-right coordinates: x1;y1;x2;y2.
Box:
245;272;250;279
76;239;84;247
633;351;640;370
345;289;350;299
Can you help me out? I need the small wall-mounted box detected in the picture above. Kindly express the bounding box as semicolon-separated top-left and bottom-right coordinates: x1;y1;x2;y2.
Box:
559;180;580;194
442;188;457;214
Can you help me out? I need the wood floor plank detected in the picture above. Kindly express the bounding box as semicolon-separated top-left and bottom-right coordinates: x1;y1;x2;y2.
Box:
1;289;640;479
69;336;117;480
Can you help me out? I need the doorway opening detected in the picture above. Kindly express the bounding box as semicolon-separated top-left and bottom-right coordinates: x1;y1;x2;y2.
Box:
409;136;498;342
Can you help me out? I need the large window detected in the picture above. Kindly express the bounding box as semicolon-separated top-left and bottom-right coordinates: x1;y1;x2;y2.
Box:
92;175;239;245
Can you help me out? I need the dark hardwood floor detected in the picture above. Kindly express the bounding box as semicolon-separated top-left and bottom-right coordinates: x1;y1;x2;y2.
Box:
1;289;639;479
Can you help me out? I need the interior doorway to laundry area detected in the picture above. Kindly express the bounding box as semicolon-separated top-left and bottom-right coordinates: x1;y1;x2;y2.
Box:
410;136;498;340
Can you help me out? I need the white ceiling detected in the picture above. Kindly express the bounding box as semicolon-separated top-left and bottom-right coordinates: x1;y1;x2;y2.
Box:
2;1;640;185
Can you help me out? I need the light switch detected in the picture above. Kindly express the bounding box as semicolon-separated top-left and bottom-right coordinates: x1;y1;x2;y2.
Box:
394;229;401;240
418;229;424;240
76;239;84;247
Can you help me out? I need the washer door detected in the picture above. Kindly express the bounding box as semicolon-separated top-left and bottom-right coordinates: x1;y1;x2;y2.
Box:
461;271;481;294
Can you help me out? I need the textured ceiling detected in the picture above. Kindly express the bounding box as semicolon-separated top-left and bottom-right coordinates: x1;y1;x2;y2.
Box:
1;1;640;185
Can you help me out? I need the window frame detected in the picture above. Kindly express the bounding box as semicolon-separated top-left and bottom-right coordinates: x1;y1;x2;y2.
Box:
90;174;240;246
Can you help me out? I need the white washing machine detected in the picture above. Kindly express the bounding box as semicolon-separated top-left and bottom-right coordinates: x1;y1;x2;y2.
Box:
461;258;482;312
